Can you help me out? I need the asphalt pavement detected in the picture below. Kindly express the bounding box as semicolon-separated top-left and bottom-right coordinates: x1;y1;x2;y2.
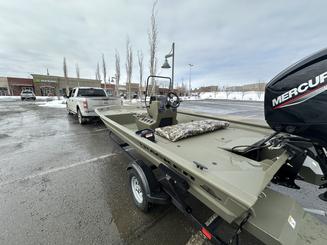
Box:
0;99;326;245
180;99;264;119
0;100;197;245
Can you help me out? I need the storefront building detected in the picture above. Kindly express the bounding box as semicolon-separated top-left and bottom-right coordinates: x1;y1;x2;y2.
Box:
32;75;59;96
7;77;34;95
0;77;10;95
101;83;116;96
31;74;101;96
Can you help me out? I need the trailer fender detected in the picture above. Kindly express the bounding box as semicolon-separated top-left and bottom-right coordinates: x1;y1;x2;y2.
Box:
127;160;160;196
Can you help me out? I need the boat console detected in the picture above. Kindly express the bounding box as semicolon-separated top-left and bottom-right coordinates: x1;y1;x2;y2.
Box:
135;90;180;130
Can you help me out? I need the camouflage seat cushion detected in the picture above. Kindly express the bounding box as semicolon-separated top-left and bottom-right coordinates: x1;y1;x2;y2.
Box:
155;119;229;142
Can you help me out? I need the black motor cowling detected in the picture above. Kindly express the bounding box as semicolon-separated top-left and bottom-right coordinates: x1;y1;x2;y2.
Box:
265;48;327;146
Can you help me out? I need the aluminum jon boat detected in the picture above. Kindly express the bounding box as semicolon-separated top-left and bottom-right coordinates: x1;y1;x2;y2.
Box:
96;49;327;245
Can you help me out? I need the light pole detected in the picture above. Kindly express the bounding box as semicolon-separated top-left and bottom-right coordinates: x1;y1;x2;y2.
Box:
188;64;194;95
161;42;175;90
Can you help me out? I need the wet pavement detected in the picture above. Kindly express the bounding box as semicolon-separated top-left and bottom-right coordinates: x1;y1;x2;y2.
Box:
0;99;326;245
0;100;196;245
180;100;264;119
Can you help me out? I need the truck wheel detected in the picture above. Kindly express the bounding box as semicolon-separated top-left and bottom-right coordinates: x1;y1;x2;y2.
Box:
128;169;150;212
66;105;72;115
77;109;86;124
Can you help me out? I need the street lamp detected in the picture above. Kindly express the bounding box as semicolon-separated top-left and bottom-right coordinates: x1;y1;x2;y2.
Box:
161;42;175;90
188;64;194;95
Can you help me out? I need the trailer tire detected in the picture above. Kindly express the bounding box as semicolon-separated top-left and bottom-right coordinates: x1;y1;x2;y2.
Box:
128;169;150;212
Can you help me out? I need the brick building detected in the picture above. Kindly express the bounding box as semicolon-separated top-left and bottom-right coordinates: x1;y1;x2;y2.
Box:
7;77;34;95
31;74;101;96
0;77;10;95
194;85;219;93
101;83;116;95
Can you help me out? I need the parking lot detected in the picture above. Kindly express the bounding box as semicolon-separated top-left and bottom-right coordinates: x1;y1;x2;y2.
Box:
0;99;326;245
0;100;204;245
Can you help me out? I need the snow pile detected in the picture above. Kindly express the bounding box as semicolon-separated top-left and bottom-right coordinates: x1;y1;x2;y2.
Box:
181;91;264;101
37;96;64;101
38;99;67;108
179;96;201;101
0;96;64;102
0;96;21;102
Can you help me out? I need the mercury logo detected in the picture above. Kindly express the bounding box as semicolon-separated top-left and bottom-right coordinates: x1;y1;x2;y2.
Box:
272;71;327;109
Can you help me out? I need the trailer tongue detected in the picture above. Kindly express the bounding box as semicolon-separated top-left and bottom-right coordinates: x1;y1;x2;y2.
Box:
96;49;327;244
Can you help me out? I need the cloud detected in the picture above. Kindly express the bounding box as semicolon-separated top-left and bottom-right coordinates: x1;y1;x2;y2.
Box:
0;0;326;88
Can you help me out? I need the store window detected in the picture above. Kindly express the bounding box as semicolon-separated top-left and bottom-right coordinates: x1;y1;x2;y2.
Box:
0;87;8;95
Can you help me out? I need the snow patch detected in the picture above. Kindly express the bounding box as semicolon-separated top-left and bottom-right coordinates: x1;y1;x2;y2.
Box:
0;96;64;102
38;99;67;109
181;91;264;101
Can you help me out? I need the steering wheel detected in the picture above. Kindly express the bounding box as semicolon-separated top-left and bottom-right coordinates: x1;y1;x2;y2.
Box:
166;92;180;109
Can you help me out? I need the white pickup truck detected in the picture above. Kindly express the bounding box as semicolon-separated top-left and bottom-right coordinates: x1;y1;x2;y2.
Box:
66;87;112;124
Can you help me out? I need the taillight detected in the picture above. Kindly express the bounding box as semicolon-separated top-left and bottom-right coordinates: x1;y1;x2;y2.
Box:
83;99;88;109
201;227;212;240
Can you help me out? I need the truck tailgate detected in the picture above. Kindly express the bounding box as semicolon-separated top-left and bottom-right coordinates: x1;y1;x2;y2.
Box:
86;97;118;111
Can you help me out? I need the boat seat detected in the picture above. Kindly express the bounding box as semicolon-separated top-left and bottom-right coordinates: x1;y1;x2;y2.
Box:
155;119;229;142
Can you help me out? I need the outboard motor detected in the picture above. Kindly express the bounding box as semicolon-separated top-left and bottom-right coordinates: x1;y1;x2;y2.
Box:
265;48;327;200
265;48;327;146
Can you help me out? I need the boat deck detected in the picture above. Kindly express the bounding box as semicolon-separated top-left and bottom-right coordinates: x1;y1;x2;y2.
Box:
95;105;327;245
97;106;287;216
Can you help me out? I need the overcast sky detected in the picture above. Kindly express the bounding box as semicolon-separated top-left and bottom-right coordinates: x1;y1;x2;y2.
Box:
0;0;327;88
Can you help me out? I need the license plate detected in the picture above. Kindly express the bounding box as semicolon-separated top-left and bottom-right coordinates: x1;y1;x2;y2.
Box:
103;101;109;105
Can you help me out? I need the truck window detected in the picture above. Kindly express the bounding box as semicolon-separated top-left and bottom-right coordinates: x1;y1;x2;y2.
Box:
77;88;106;97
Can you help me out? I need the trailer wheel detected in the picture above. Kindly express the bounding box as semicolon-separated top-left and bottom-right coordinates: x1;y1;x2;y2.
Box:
128;169;150;212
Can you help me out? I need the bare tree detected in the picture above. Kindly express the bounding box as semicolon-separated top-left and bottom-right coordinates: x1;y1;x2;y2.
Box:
63;57;68;78
256;81;266;100
225;85;233;99
125;38;133;100
137;50;144;98
95;62;101;81
182;80;187;96
75;63;80;87
238;85;247;100
102;54;107;90
115;49;120;96
63;57;68;97
148;0;158;95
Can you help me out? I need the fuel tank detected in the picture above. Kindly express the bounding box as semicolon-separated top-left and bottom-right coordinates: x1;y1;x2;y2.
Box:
265;48;327;146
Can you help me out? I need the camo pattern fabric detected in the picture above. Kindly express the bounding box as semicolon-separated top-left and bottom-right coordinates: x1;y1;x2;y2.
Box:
155;119;229;142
